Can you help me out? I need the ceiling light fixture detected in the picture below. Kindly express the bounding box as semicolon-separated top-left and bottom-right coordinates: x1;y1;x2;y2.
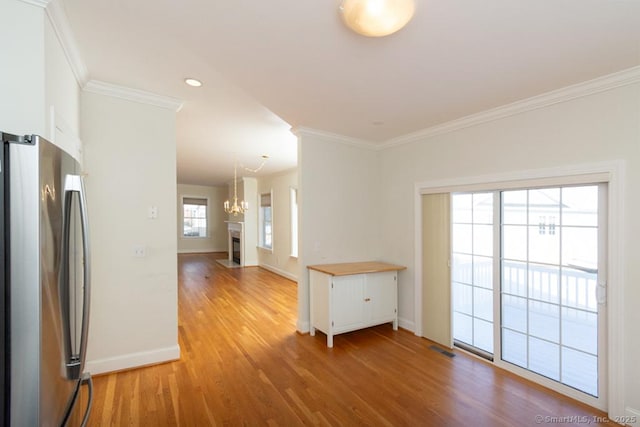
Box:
184;78;202;87
224;158;248;216
339;0;415;37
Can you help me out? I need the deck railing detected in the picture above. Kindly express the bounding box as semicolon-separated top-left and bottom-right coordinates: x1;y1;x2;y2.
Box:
453;259;597;314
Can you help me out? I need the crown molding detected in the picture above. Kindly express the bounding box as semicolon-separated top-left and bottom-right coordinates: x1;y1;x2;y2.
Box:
293;66;640;152
44;0;89;86
84;80;184;112
292;127;376;151
381;66;640;150
17;0;52;7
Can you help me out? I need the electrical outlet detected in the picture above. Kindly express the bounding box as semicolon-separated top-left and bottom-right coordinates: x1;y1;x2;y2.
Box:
148;206;158;219
133;245;146;257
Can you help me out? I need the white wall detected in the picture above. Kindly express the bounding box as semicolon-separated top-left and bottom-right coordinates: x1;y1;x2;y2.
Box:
44;15;81;161
377;83;640;419
0;0;46;136
297;130;381;331
81;90;180;374
0;1;81;157
177;184;227;253
240;177;259;266
257;168;299;281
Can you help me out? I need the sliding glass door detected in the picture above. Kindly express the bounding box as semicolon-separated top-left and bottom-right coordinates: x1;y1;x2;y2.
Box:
451;184;606;404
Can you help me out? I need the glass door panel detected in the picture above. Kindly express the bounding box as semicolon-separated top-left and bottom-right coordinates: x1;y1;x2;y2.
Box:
500;185;601;397
451;192;494;355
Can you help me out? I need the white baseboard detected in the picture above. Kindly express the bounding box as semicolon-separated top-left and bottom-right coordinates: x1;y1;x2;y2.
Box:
259;263;298;282
625;407;640;427
398;317;415;333
85;345;181;375
297;319;310;334
177;248;226;254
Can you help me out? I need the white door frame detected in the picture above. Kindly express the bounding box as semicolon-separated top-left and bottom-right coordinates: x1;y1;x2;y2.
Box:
413;161;625;418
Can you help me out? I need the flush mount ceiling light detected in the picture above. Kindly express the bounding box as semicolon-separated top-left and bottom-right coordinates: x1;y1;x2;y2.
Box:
339;0;415;37
184;78;202;87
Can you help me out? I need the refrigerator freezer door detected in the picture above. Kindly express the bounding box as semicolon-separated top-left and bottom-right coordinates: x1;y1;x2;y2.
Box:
8;137;82;426
1;136;7;426
8;135;41;426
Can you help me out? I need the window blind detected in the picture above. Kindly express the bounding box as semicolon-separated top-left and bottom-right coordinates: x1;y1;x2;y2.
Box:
421;193;452;349
183;197;207;206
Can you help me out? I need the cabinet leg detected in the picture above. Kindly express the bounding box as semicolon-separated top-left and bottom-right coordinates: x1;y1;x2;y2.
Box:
393;318;398;331
327;334;333;348
310;326;315;336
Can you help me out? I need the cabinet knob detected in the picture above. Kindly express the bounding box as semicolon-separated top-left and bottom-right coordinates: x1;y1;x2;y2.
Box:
364;298;371;302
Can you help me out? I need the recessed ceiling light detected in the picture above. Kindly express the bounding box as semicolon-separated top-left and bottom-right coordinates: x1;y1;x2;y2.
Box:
184;78;202;87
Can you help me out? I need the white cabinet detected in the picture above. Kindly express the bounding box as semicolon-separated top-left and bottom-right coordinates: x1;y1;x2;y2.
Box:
308;262;405;348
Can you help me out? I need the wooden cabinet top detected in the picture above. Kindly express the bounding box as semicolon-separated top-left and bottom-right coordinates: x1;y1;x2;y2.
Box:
307;261;406;276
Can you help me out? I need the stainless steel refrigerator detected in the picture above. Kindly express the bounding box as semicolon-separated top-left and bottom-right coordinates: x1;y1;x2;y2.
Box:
2;132;92;426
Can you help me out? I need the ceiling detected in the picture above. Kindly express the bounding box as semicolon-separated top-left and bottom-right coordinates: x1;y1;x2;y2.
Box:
60;0;640;186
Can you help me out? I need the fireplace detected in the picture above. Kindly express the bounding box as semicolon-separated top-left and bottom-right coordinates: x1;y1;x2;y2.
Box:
226;221;249;267
232;236;241;264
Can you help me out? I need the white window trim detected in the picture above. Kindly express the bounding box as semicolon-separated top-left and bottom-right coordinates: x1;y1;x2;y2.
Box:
413;161;625;419
181;195;209;239
257;246;273;254
290;186;299;259
258;189;273;251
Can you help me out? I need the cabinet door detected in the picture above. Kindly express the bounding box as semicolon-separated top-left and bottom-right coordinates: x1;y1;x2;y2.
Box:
332;275;365;331
310;270;331;333
366;271;397;323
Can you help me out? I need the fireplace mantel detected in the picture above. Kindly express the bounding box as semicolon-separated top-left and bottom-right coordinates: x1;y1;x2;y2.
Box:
224;221;257;267
226;221;243;232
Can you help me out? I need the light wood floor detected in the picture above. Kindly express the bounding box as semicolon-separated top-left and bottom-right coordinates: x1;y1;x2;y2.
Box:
87;252;612;426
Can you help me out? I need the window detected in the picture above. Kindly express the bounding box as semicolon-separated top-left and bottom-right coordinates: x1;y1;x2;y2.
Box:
290;187;298;257
259;192;272;249
182;197;207;238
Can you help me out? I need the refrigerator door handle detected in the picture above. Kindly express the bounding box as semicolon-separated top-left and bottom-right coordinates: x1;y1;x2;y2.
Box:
76;174;91;377
61;174;91;381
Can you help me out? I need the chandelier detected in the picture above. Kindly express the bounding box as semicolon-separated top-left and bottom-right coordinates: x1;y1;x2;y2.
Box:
339;0;415;37
223;160;248;216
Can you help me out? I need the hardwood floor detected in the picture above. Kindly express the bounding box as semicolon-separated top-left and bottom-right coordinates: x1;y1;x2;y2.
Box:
87;252;612;426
